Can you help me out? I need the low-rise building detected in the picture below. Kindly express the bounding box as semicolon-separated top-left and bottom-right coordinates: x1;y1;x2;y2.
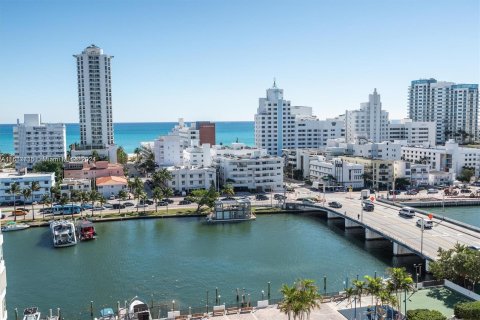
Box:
166;166;216;193
309;156;364;189
350;141;402;160
282;148;322;179
183;144;212;167
59;178;92;197
338;156;395;190
0;171;55;205
428;171;454;186
388;119;436;147
216;149;283;192
64;161;124;180
96;176;128;198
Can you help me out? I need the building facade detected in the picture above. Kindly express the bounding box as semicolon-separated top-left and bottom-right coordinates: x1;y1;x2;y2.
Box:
0;172;55;205
309;156;364;189
166;166;216;193
59;178;92;197
339;156;395;190
388;119;436;147
345;89;389;143
350;141;402;160
195;121;216;145
0;229;6;320
96;176;128;198
408;79;479;144
63;161;124;180
13;114;66;170
74;44;114;149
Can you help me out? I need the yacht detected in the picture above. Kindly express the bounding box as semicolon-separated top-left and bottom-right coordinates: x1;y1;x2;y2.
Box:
50;220;77;248
1;221;30;232
118;299;152;320
94;308;117;320
23;307;41;320
76;219;97;241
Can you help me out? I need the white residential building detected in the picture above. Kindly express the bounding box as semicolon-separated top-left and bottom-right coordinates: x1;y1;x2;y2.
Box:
154;135;191;167
345;89;389;143
0;228;7;320
393;161;430;187
282;148;323;179
183;144;212;167
0;171;55;205
216;149;283;192
13;114;66;170
59;178;92;197
309;156;364;189
166;166;216;193
350;141;402;160
96;176;128;198
388;119;436;147
170;118;200;144
212;143;262;158
408;79;479;144
401;140;480;179
74;44;114;149
254;82;345;155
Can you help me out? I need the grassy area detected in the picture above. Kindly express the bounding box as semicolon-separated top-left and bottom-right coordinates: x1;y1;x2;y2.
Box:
407;287;472;317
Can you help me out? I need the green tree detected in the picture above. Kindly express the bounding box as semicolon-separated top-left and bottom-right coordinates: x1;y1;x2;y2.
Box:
8;182;21;221
117;189;128;215
29;181;41;220
21;188;32;220
222;184;235;197
41;195;51;220
458;167;475;183
135;145;156;175
152;187;163;212
89;190;100;217
116;146;128;165
394;177;410;190
386;267;414;312
186;189;209;212
139;191;148;215
279;279;322;320
152;169;173;190
32;160;64;182
352;280;366;308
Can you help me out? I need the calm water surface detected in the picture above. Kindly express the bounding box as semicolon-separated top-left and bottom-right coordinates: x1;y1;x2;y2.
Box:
417;206;480;228
4;214;423;319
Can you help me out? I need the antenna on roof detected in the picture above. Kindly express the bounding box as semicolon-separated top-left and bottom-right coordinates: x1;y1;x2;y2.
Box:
273;77;277;88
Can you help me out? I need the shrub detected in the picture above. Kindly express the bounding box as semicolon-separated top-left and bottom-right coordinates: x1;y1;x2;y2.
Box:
406;309;446;320
454;301;480;320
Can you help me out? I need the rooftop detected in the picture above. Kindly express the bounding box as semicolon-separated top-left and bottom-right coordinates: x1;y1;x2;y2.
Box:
96;176;127;186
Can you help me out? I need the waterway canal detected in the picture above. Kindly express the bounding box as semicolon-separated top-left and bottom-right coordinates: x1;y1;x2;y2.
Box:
417;206;480;228
4;213;424;319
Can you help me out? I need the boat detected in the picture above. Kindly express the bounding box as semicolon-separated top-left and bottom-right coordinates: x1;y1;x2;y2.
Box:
50;220;77;248
118;299;151;320
76;219;97;241
94;308;117;320
23;307;41;320
206;199;256;223
1;221;30;232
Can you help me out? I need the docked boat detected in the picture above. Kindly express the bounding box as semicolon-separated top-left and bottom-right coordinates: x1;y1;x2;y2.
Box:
50;220;77;248
207;199;256;223
118;299;151;320
23;307;41;320
76;219;97;241
94;307;117;320
1;221;30;232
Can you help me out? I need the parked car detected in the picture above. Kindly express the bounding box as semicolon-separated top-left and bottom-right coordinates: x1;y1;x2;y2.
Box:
427;189;439;194
112;203;126;209
221;197;236;201
179;200;191;205
405;190;418;195
144;199;154;205
274;194;286;200
11;209;27;216
158;201;168;206
124;202;135;207
135;203;148;208
255;194;269;201
109;195;116;200
302;199;316;205
103;203;113;209
398;207;416;218
82;204;93;210
388;190;401;195
416;219;433;229
92;206;105;211
328;201;342;208
460;188;471;194
162;198;174;204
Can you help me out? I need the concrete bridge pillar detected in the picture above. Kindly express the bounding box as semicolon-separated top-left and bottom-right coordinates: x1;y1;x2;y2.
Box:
365;229;384;240
393;243;415;256
345;219;362;229
327;211;342;219
425;259;431;272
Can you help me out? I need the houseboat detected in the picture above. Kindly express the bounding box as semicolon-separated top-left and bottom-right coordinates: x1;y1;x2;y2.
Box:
50;220;77;248
207;198;256;223
76;219;97;241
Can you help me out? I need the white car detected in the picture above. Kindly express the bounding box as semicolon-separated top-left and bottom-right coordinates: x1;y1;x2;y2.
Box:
136;203;148;208
416;219;433;229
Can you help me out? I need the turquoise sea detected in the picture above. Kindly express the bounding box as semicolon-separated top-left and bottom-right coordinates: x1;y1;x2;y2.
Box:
0;122;254;154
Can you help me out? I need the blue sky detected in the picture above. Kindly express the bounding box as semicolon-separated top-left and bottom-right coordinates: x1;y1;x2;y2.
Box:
0;0;478;123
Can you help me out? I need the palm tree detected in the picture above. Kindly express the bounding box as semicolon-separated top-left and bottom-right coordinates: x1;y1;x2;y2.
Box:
98;196;107;218
352;280;366;308
8;182;21;221
79;191;89;217
152;169;173;189
152;187;163;212
279;279;321;320
222;184;235;197
386;267;414;313
58;195;69;219
89;190;100;217
29;181;40;220
133;187;143;214
364;275;383;318
117;189;128;215
21;188;32;220
41;195;51;220
139;191;148;215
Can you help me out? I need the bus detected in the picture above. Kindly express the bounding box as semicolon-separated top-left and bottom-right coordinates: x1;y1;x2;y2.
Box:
52;204;82;215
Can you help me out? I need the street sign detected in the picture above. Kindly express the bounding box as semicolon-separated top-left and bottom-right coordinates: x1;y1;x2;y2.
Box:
370;196;375;202
428;213;433;220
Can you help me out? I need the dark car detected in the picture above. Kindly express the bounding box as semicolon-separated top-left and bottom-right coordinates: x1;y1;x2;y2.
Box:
179;200;191;205
123;202;135;207
221;197;236;201
162;198;174;204
274;194;286;200
405;190;418;195
328;201;342;208
460;188;471;194
255;194;269;201
158;201;168;206
112;203;126;209
388;190;401;195
362;202;374;212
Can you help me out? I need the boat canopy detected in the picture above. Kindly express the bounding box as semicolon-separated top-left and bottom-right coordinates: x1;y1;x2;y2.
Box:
100;308;114;317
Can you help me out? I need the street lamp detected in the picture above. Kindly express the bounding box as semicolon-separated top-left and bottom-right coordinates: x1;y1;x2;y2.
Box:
414;263;423;288
172;300;175;311
419;218;425;257
261;290;265;300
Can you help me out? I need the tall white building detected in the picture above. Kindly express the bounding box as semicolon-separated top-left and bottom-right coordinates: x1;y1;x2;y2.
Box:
388;119;436;147
254;82;344;155
13;114;66;170
74;44;114;149
408;79;479;144
345;89;389;143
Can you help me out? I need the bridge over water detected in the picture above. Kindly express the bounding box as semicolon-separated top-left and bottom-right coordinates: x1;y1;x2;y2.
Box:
286;193;480;270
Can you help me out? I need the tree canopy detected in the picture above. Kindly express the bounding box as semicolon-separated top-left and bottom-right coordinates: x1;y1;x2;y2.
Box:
32;160;64;181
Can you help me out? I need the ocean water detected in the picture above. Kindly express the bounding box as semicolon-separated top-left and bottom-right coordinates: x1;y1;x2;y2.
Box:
0;122;254;154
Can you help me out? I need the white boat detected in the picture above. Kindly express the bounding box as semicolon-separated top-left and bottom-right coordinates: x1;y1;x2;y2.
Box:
94;307;117;320
118;299;151;320
1;221;30;232
50;220;77;248
23;307;41;320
